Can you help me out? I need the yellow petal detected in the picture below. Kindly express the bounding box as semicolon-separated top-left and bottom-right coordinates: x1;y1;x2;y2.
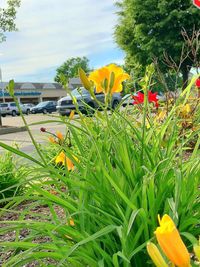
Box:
55;151;66;165
49;136;57;144
69;110;75;120
66;157;74;171
69;218;75;227
56;131;64;141
89;64;129;94
155;215;190;267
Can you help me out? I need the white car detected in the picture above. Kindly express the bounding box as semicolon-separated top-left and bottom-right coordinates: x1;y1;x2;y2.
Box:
0;102;19;116
20;103;35;115
0;102;33;117
0;103;9;117
121;94;134;107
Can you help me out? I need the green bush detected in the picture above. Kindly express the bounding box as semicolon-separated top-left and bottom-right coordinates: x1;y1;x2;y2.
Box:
0;152;26;201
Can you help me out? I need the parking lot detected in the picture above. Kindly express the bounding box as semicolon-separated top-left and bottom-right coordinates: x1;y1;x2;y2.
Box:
0;113;67;154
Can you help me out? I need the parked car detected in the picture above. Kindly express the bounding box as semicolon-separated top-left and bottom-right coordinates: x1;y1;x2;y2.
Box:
157;93;166;102
0;102;19;116
56;87;122;116
0;103;9;117
20;103;35;115
0;102;34;116
121;94;134;107
30;101;57;114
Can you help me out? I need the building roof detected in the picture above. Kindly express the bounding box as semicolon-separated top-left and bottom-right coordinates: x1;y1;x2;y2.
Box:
68;77;82;90
0;82;63;90
0;79;83;91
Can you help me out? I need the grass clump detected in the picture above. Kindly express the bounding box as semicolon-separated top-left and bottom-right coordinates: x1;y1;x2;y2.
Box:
0;152;26;202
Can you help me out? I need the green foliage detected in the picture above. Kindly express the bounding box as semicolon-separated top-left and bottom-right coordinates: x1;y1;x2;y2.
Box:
0;79;199;266
0;0;21;42
55;56;91;83
115;0;200;86
0;152;25;201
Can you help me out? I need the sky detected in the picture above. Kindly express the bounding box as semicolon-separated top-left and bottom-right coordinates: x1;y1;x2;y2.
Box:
0;0;124;82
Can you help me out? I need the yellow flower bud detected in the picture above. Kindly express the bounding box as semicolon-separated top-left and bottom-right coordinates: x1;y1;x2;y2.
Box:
155;215;190;267
79;68;92;91
147;242;168;267
69;110;75;120
194;244;200;262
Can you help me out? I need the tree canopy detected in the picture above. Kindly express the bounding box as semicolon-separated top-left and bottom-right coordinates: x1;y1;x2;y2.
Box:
0;0;20;126
54;57;90;83
115;0;200;88
0;0;21;42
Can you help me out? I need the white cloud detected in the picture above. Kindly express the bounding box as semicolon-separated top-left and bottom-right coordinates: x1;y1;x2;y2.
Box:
0;0;123;82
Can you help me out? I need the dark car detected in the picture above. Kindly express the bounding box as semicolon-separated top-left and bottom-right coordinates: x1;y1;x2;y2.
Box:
30;101;56;114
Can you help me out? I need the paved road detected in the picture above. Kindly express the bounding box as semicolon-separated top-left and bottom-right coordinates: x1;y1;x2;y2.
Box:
0;113;67;155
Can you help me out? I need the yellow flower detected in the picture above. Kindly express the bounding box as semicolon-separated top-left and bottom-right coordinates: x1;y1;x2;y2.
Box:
88;64;130;94
49;136;57;144
178;104;191;118
69;218;75;227
69;110;75;120
155;215;190;267
147;242;168;267
56;131;64;141
55;151;74;171
155;110;167;122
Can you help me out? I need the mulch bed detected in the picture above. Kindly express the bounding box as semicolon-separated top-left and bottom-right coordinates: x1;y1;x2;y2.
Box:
0;201;66;266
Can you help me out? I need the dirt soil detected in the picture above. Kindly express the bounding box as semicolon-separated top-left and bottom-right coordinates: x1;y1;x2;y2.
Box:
0;201;66;266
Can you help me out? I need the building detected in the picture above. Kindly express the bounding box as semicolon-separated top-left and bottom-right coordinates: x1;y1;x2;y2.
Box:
68;78;82;90
0;78;82;104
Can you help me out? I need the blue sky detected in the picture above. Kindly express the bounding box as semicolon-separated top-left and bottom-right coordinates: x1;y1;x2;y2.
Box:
0;0;124;82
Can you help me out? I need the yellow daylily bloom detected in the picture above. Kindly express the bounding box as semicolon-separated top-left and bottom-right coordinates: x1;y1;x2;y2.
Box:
66;218;75;226
178;104;191;118
88;64;130;94
69;110;75;120
147;242;168;267
69;218;75;227
56;131;64;141
156;110;167;122
55;151;75;171
49;136;57;144
66;218;75;227
155;215;190;267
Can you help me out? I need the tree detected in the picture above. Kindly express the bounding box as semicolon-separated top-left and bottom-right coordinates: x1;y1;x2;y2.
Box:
115;0;200;88
54;57;90;83
0;0;20;127
0;0;21;42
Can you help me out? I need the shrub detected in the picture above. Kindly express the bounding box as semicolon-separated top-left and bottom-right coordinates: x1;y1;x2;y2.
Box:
0;152;26;202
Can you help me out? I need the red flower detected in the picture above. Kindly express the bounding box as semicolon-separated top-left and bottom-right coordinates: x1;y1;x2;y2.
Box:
133;91;159;107
133;92;144;104
195;78;200;88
